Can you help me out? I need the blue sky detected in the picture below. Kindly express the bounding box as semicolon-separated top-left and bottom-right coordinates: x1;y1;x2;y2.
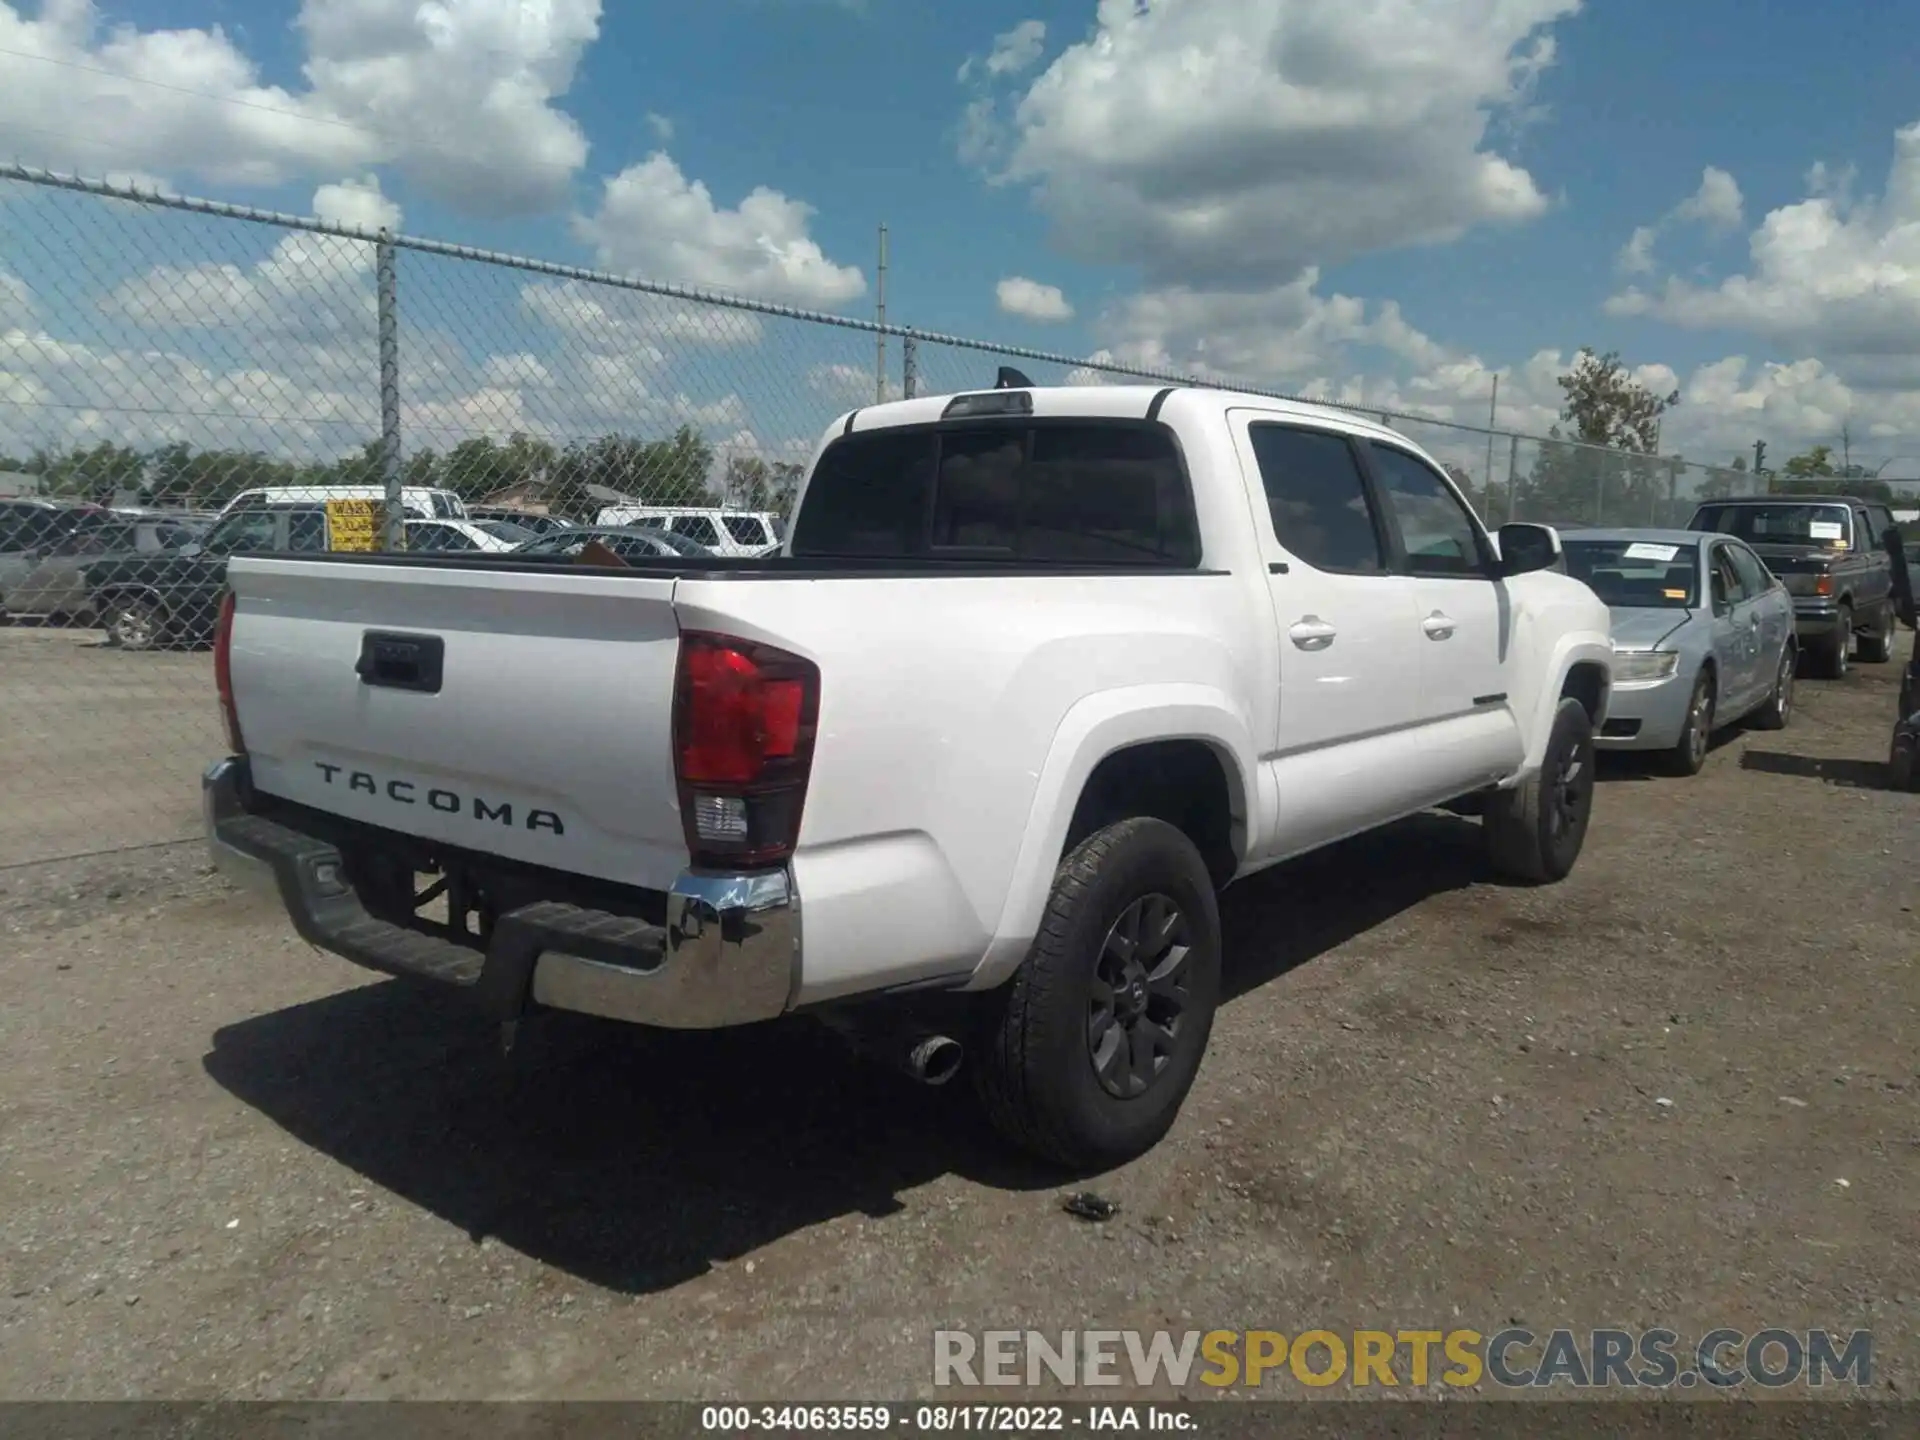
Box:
4;0;1920;475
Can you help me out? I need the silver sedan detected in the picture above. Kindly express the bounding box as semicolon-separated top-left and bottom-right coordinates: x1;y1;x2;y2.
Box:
1562;527;1799;774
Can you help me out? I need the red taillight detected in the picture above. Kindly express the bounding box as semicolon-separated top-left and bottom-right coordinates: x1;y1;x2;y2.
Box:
213;589;244;753
672;631;819;868
1813;574;1834;597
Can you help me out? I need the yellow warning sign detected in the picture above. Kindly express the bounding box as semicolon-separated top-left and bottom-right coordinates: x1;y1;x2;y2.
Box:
325;498;384;552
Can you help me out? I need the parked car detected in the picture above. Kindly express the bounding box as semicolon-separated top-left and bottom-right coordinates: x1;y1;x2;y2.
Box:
1886;529;1918;791
2;514;209;624
593;504;781;557
0;498;120;601
85;504;329;650
1563;528;1796;774
203;380;1614;1167
1686;495;1899;677
466;507;576;536
217;485;468;521
511;524;713;561
467;518;539;546
402;519;522;554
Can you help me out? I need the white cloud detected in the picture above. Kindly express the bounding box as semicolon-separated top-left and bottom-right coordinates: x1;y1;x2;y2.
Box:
806;362;898;406
1607;120;1920;366
959;20;1047;82
1617;224;1657;275
572;153;866;308
0;270;33;332
520;278;766;351
995;275;1073;322
0;0;600;215
964;0;1577;287
312;173;402;233
1674;165;1745;231
645;111;675;142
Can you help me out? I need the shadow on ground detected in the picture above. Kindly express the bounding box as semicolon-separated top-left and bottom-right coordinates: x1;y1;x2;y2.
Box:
203;814;1485;1294
1739;749;1891;790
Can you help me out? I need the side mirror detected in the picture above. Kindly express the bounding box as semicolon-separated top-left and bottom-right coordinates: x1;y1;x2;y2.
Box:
1496;522;1561;577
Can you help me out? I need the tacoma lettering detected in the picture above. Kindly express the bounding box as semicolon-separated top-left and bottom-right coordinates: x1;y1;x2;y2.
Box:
313;761;563;834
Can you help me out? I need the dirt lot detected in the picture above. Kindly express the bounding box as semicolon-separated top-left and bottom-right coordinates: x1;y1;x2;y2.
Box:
0;649;1915;1402
0;626;220;866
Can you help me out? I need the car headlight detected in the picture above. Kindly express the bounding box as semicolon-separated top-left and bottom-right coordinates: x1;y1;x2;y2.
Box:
1611;648;1680;682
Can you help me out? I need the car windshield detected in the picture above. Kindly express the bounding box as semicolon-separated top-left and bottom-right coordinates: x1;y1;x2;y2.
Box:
1564;538;1699;609
1693;502;1851;549
201;509;280;555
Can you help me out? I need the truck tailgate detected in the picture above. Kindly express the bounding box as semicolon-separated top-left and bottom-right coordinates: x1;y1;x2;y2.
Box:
225;557;689;891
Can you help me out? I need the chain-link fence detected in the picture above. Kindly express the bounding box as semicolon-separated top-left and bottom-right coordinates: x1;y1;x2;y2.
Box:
0;166;1756;866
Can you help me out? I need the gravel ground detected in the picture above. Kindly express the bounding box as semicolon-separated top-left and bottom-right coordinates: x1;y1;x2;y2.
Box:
0;652;1915;1403
0;626;219;866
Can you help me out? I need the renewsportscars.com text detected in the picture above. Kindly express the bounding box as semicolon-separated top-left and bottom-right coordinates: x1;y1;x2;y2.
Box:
932;1328;1872;1391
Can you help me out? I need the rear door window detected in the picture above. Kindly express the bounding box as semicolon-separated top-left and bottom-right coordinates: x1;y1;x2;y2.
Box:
722;514;770;546
1246;424;1387;574
671;515;722;547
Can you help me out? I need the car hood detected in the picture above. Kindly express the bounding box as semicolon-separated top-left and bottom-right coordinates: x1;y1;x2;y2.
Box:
1608;606;1692;651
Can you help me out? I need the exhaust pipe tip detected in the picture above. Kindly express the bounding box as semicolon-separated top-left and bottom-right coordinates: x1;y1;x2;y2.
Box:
906;1034;964;1086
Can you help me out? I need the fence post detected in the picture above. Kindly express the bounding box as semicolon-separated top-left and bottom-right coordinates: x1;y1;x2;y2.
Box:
376;232;404;551
1668;457;1680;526
902;333;918;399
1507;435;1520;523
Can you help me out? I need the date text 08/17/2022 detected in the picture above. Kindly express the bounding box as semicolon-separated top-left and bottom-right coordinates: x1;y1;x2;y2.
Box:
700;1405;1191;1432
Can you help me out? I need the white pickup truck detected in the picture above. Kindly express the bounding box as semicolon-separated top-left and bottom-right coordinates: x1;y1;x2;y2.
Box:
204;380;1613;1167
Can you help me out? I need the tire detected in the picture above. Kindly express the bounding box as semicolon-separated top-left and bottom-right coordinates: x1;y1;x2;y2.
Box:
1858;604;1894;664
1891;733;1918;793
1484;697;1596;885
1816;606;1852;679
1751;646;1795;731
1663;669;1716;775
103;595;163;652
972;816;1222;1170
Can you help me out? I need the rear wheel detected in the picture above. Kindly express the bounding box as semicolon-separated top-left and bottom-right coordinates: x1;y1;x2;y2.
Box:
103;595;163;652
1751;646;1795;731
1484;697;1596;884
973;817;1221;1170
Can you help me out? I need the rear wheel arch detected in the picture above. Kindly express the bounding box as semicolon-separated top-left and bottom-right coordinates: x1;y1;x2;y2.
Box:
1062;738;1243;891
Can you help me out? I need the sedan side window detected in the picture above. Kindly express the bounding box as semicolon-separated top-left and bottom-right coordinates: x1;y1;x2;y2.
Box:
1709;546;1747;609
1728;543;1772;599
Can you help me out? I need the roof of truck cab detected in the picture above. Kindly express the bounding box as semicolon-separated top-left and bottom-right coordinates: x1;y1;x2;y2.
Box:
833;384;1412;445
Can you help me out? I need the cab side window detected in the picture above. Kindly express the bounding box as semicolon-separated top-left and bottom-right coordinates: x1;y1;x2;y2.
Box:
1365;443;1490;577
1246;423;1387;574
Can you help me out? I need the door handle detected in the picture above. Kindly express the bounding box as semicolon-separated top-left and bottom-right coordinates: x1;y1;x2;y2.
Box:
1289;616;1336;651
1421;610;1456;640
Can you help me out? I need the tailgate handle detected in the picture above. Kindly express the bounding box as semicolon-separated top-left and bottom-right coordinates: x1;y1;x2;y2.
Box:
355;631;445;694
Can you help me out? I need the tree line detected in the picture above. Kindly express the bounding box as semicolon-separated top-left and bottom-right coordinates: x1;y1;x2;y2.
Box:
3;357;1905;531
0;426;807;520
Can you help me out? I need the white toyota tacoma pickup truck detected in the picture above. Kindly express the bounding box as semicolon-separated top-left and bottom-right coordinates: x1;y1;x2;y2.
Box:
204;379;1612;1168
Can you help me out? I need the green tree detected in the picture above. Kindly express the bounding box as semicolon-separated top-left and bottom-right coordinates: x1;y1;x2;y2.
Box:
1520;349;1681;525
1779;444;1837;480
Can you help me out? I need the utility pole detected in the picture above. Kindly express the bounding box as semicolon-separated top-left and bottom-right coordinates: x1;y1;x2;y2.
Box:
874;224;888;405
1753;439;1766;480
1482;373;1498;500
1841;420;1852;474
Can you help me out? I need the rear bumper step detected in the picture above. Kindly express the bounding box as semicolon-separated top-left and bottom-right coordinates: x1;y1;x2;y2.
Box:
203;757;800;1029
